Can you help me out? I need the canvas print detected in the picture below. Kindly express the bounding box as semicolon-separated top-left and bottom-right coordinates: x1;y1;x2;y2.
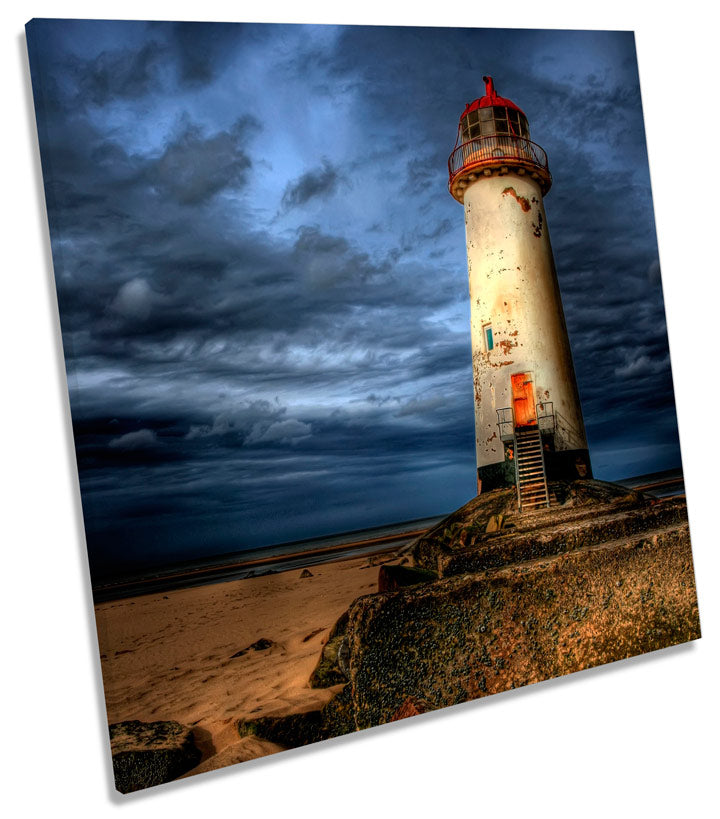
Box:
26;19;701;793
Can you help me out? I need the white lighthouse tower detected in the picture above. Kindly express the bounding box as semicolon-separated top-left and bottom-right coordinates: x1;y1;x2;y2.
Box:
448;76;591;509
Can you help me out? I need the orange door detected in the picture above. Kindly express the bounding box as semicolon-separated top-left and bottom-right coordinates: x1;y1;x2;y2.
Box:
511;373;536;426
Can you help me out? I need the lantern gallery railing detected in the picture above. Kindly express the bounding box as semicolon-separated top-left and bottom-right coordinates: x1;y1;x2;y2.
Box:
448;135;550;186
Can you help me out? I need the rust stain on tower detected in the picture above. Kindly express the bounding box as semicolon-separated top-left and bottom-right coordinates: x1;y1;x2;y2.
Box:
501;186;532;211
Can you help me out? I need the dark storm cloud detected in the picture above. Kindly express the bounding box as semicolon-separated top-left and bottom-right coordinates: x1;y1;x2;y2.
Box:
165;21;248;87
37;117;263;359
68;41;163;105
145;118;258;205
282;160;341;208
27;20;680;579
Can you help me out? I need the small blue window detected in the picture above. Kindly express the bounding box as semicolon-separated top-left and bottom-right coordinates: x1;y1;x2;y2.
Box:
484;325;494;351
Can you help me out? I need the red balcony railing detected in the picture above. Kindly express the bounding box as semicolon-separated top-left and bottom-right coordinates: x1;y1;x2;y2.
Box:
448;135;550;191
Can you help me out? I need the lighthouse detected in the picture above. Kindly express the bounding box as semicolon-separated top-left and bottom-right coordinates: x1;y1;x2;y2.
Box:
448;76;591;509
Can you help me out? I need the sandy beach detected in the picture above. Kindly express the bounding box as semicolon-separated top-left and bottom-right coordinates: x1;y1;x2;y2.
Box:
95;550;397;777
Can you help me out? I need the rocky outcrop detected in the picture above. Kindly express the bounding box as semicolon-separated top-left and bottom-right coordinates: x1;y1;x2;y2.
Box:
411;481;647;574
110;720;202;793
441;495;688;577
243;481;701;748
343;522;698;729
377;564;438;592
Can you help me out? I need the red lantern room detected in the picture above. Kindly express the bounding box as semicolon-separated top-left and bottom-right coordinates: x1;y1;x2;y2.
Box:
448;76;552;203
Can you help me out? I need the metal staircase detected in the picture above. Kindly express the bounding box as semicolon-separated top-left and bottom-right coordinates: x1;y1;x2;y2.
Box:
514;427;550;512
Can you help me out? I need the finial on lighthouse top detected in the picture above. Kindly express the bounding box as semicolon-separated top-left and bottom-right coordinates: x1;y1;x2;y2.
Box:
459;76;525;123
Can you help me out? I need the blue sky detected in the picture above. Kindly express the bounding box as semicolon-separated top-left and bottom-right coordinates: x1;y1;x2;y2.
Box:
26;20;681;579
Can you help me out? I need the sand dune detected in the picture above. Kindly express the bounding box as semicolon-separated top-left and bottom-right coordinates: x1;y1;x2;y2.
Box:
94;553;389;774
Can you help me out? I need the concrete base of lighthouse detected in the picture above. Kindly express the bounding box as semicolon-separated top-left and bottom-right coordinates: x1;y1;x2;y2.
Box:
477;443;593;493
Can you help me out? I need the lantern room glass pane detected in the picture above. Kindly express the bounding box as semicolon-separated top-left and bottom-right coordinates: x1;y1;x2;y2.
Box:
494;107;508;133
460;104;531;143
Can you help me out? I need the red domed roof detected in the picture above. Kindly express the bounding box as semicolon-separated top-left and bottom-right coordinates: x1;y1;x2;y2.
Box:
459;76;525;121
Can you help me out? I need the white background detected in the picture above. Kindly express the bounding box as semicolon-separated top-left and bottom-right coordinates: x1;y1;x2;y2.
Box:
2;2;718;817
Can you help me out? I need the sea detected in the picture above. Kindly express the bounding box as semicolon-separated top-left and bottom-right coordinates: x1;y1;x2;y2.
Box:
91;513;446;603
614;467;685;498
92;468;684;603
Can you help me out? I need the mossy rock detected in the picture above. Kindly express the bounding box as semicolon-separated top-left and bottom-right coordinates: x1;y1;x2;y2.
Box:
239;686;357;749
110;720;201;793
238;711;324;749
318;685;356;738
309;610;350;688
